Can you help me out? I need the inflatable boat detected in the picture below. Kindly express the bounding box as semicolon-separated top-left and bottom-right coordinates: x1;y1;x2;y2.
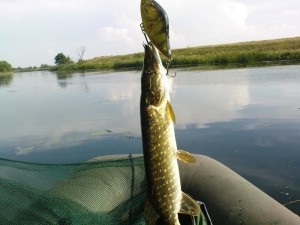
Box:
1;154;299;224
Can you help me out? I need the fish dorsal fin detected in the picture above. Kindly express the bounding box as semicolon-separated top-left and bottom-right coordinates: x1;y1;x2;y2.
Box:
166;100;176;124
179;192;201;216
176;150;196;163
144;198;160;225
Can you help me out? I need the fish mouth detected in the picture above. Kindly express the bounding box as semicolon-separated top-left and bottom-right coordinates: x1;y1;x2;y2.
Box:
143;42;162;74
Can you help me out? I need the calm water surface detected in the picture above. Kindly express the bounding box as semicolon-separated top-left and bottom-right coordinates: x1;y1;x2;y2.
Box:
0;65;299;214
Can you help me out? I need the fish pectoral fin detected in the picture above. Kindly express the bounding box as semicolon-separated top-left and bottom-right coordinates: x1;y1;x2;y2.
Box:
179;192;201;216
144;197;160;225
166;100;176;124
176;150;196;163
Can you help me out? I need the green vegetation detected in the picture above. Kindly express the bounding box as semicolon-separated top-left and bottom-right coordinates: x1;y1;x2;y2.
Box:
50;37;300;72
0;61;12;73
14;64;51;73
54;53;73;65
172;37;300;68
50;53;144;72
8;37;300;74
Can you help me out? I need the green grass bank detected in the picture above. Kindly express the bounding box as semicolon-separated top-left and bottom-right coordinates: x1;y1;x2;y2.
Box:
51;37;300;72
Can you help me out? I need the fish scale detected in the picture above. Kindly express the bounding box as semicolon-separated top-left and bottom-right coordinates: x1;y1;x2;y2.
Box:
146;108;180;224
140;43;200;225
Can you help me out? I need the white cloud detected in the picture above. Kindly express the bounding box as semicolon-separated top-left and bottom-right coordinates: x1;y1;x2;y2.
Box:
169;29;186;48
161;0;300;46
98;27;136;49
0;0;299;67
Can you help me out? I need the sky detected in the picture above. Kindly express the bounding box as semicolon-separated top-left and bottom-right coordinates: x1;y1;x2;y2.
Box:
0;0;299;68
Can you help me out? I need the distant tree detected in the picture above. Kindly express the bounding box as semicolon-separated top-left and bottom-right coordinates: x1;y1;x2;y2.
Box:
75;46;86;63
0;61;12;72
54;53;73;65
40;64;49;68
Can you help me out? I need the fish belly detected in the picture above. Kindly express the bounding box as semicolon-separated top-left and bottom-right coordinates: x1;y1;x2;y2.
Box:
143;102;182;224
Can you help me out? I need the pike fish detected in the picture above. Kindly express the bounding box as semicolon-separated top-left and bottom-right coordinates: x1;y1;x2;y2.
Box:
140;42;200;225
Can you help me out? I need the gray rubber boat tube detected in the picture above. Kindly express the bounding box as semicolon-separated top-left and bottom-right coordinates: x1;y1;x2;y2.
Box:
179;154;300;225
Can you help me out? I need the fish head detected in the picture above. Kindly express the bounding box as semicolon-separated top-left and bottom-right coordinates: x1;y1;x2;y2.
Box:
142;42;163;74
141;43;168;107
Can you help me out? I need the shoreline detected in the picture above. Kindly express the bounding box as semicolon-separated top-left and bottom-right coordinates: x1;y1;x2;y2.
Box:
14;37;300;73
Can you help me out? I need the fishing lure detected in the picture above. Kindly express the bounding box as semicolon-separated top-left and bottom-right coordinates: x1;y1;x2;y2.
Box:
140;0;172;60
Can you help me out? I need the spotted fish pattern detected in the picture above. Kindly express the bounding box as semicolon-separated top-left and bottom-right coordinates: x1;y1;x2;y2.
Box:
140;43;200;225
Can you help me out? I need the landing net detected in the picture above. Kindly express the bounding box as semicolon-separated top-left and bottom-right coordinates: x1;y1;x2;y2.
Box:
0;155;210;225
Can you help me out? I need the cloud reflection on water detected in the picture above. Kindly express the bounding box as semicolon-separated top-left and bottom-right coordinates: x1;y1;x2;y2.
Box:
1;67;299;214
0;66;300;157
172;69;251;129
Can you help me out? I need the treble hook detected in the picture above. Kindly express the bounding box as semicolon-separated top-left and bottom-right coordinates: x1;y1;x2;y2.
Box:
166;59;176;77
141;23;175;77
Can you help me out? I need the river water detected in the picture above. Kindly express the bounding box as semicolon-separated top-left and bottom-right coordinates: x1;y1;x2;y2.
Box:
0;65;299;214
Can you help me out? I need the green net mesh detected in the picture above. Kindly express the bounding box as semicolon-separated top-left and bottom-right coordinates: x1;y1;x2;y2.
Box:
0;154;209;225
0;155;146;225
